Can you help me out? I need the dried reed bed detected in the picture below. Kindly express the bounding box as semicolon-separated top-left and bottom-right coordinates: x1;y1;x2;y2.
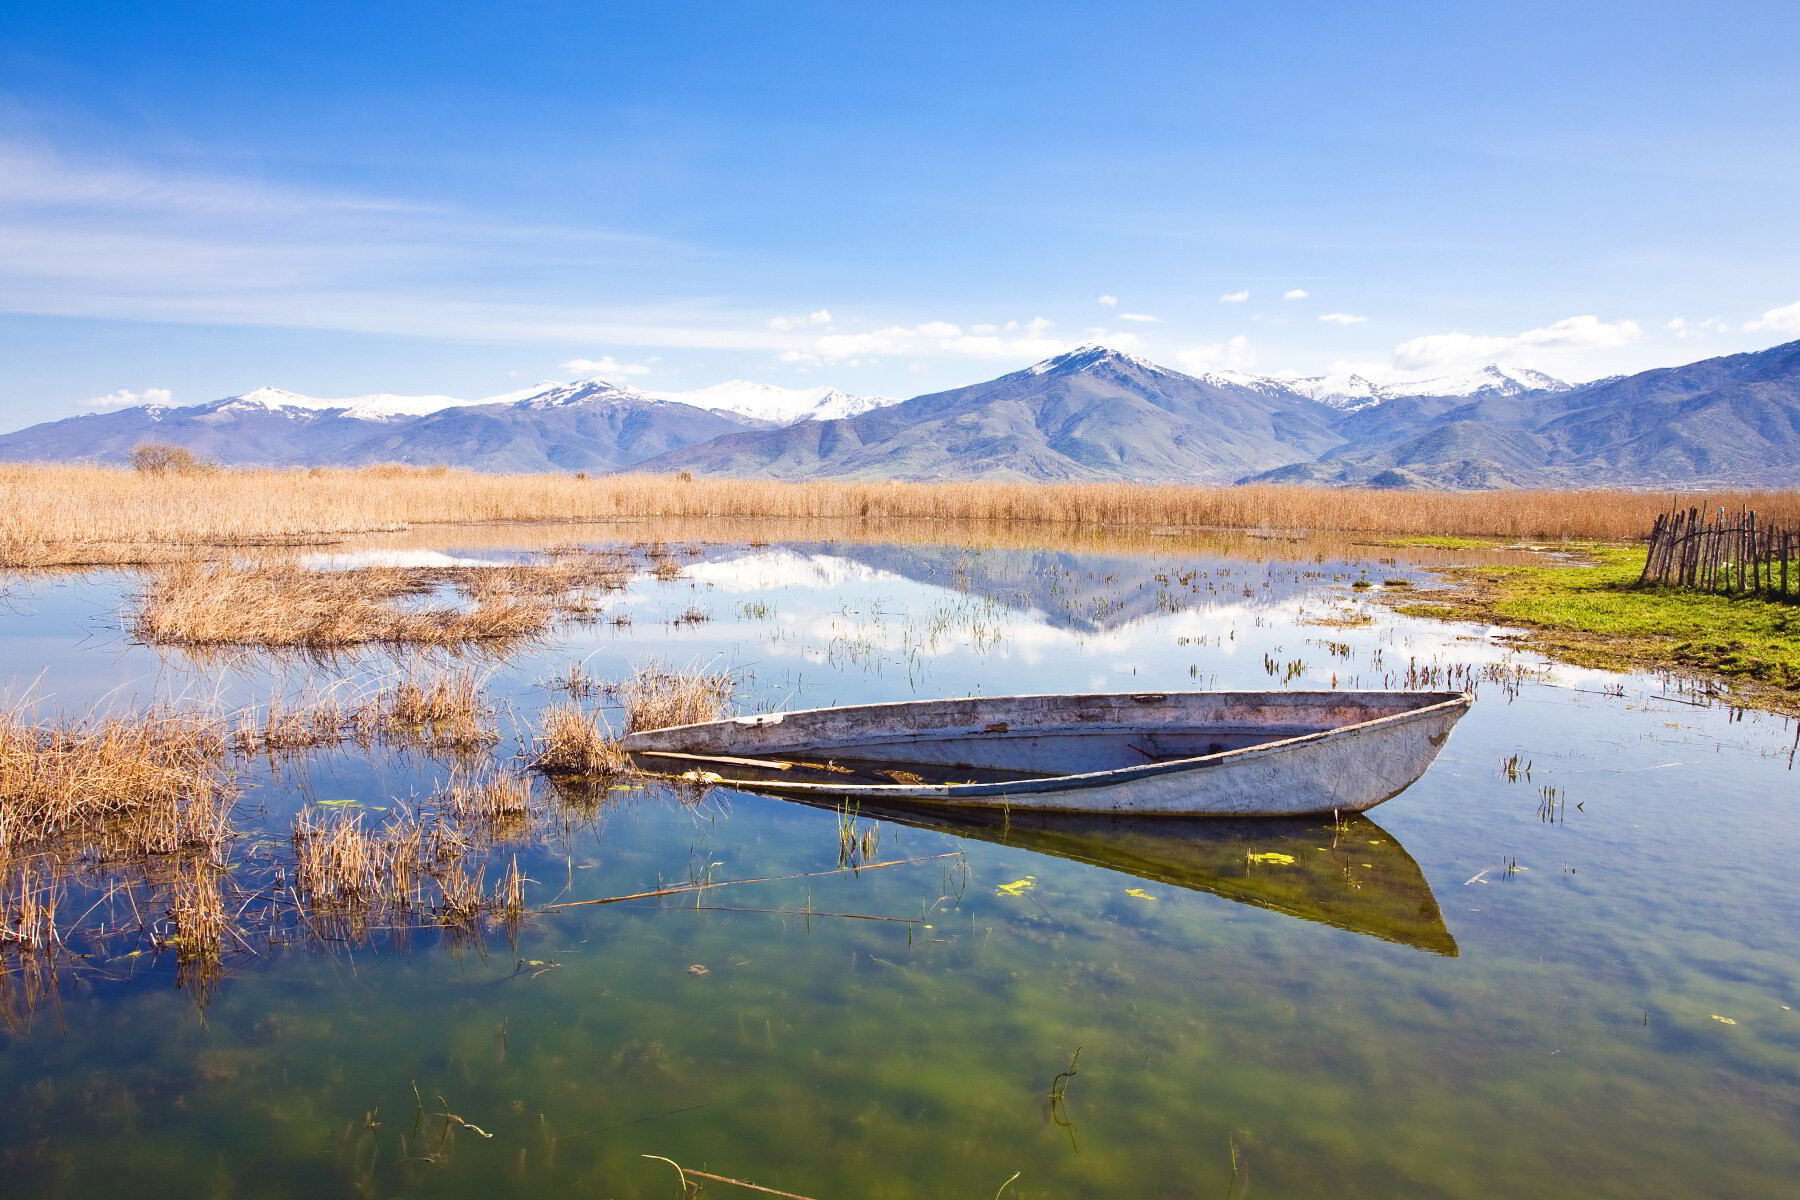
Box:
0;704;234;861
620;665;733;733
6;462;1800;568
131;561;555;647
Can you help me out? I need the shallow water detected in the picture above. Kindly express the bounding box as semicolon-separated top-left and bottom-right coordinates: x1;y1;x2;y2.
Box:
1;527;1795;1199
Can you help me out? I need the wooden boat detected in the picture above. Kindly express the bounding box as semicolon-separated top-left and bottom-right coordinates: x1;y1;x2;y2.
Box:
618;690;1471;817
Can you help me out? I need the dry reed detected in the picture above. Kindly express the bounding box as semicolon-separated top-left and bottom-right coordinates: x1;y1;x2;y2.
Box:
620;665;733;733
0;704;234;861
6;463;1800;569
131;561;555;647
533;704;631;775
234;672;494;755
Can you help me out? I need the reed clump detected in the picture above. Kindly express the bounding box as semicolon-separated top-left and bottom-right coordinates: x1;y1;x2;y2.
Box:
6;462;1800;568
0;704;234;861
131;561;555;647
534;704;631;776
620;665;733;733
378;673;495;748
445;769;534;827
234;672;494;755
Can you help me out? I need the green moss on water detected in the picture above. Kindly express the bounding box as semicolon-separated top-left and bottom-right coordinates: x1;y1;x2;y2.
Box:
1393;543;1800;710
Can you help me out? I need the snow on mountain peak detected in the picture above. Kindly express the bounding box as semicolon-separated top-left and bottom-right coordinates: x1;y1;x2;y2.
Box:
1265;364;1570;410
1025;344;1163;376
648;380;895;424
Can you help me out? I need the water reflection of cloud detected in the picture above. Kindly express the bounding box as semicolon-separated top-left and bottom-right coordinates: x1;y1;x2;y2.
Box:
680;550;901;592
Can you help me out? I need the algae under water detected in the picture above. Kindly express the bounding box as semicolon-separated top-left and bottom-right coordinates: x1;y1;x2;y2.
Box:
0;527;1794;1199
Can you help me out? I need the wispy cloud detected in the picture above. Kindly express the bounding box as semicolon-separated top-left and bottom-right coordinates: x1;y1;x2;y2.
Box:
783;317;1065;365
1118;312;1159;323
81;386;172;411
1282;289;1309;300
1218;290;1249;303
1391;315;1641;372
1097;294;1118;307
1318;312;1367;325
1743;300;1800;334
1174;336;1253;372
562;355;654;377
767;309;833;331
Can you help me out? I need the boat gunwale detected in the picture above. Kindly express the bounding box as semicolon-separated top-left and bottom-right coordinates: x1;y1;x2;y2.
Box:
618;690;1474;800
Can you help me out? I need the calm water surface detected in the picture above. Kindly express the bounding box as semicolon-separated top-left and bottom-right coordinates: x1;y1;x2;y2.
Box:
0;527;1795;1199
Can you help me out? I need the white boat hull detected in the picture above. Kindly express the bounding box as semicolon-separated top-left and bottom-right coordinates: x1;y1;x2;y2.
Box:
617;691;1472;817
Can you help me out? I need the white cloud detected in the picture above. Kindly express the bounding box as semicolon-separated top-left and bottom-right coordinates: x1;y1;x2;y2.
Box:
1666;316;1732;341
1219;290;1249;303
805;317;1062;363
1743;300;1800;335
562;355;653;377
1318;312;1368;325
81;386;173;411
1174;336;1253;372
1391;315;1642;373
1282;289;1309;300
1097;294;1118;307
766;309;834;331
1118;312;1159;323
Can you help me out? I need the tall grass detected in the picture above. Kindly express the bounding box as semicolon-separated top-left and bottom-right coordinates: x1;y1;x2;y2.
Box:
4;463;1799;567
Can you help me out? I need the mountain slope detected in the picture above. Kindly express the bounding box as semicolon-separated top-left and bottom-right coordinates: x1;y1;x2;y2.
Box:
331;382;767;472
1242;339;1800;488
630;346;1347;483
0;381;764;470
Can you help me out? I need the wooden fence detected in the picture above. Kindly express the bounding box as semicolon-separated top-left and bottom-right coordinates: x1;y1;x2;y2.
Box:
1640;507;1796;600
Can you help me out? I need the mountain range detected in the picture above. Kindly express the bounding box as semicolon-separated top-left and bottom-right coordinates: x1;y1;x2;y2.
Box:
3;339;1796;487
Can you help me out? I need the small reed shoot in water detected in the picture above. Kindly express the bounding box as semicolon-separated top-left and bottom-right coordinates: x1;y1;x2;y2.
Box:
1499;753;1533;782
836;804;881;867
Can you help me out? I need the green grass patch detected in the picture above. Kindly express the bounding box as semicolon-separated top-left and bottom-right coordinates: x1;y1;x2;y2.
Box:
1390;543;1800;711
1387;535;1515;550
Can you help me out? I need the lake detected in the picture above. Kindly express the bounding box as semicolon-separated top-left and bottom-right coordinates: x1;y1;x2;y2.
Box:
1;522;1795;1199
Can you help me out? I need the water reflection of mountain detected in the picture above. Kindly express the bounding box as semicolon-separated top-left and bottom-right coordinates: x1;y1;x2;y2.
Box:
773;798;1457;956
689;542;1329;634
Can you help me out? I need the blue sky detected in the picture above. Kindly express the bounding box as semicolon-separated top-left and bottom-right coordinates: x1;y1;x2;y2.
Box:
2;0;1797;428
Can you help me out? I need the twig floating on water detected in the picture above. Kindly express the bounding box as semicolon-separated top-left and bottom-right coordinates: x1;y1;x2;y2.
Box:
540;852;960;911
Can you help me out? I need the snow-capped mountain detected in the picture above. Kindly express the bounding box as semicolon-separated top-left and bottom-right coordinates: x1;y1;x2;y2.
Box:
648;380;896;424
1381;365;1571;400
201;385;486;422
1270;364;1571;411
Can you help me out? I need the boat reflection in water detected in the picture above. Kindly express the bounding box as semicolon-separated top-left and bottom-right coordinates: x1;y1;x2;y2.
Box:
768;794;1459;957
